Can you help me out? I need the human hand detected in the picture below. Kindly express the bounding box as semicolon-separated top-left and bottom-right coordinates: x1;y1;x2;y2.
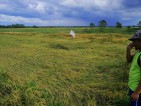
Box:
127;43;134;51
131;92;139;101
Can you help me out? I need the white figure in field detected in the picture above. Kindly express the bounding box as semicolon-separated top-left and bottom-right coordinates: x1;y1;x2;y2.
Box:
70;30;75;38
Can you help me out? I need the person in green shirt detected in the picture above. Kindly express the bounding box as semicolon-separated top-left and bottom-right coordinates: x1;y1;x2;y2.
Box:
126;30;141;106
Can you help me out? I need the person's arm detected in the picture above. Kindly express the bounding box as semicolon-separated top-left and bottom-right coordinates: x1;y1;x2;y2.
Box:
126;43;134;62
131;57;141;101
131;80;141;101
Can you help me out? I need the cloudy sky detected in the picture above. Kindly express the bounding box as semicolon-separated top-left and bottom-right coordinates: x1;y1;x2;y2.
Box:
0;0;141;26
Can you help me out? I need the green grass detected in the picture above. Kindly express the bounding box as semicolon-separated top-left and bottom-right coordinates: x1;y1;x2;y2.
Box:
0;27;133;106
0;27;135;34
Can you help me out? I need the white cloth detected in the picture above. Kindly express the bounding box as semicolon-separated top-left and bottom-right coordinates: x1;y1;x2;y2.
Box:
70;30;75;38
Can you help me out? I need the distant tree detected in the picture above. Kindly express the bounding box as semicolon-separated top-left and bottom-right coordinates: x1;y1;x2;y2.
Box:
98;20;107;27
7;25;12;28
32;25;38;28
116;22;122;28
0;25;2;28
98;20;107;32
127;25;140;33
11;24;25;28
0;24;25;28
137;21;141;28
89;22;95;29
127;26;132;33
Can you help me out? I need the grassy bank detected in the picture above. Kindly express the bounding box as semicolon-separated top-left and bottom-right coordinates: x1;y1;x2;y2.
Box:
0;27;133;105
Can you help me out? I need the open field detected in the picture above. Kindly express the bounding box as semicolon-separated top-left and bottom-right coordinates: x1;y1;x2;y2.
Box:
0;27;134;106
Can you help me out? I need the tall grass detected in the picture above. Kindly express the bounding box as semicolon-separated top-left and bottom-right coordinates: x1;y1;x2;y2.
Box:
0;28;132;106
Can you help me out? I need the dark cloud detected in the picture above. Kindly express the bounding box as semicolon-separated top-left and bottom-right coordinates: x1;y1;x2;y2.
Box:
123;0;141;8
0;0;140;26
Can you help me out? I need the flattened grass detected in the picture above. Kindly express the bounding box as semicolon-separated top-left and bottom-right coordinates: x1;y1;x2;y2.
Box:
0;28;131;106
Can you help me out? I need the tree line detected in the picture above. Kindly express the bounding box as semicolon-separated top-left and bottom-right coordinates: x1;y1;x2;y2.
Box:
90;20;141;28
89;20;141;33
0;24;40;28
0;24;26;28
0;21;140;28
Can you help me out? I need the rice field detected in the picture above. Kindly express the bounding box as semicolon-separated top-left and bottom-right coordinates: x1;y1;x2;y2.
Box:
0;27;132;106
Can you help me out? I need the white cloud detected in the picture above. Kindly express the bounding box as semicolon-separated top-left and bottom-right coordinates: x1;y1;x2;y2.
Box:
60;0;123;10
0;14;86;26
113;8;141;25
28;1;46;13
122;8;141;17
0;0;140;26
26;1;61;17
0;2;16;11
117;8;141;22
0;4;8;9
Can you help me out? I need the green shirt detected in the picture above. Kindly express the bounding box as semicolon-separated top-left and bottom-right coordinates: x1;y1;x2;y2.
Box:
128;50;141;91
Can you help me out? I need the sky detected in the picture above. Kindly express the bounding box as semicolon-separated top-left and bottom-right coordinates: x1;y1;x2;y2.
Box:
0;0;141;26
